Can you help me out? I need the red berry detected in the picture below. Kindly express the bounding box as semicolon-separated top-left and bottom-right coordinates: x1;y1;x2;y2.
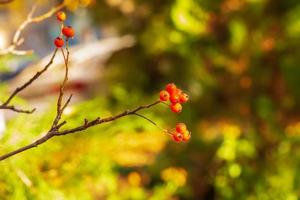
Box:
62;26;74;38
170;93;180;103
56;11;66;21
176;123;187;133
175;88;183;95
170;103;182;113
172;132;183;142
182;130;191;141
159;90;170;101
166;83;177;94
179;93;189;103
54;37;64;48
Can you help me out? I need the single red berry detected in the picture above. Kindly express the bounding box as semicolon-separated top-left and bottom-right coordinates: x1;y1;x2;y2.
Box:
170;103;182;113
159;90;170;101
175;88;183;95
166;83;177;94
179;93;189;103
172;132;183;142
176;123;187;134
182;130;191;141
54;37;64;48
56;11;66;21
170;93;180;103
62;26;75;38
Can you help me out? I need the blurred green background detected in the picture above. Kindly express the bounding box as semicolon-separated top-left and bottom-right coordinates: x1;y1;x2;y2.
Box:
1;0;300;199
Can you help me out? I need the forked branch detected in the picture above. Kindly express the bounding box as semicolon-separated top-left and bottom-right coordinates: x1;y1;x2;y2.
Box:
0;3;66;113
0;7;184;162
0;3;65;56
0;36;164;161
0;48;58;113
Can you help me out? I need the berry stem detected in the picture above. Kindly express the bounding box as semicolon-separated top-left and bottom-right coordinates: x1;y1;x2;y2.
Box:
132;112;172;136
52;39;70;127
59;22;64;37
133;113;165;131
160;101;170;107
60;47;67;65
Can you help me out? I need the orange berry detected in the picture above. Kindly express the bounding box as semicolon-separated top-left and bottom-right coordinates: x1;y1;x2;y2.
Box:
170;93;180;103
166;83;177;94
179;93;189;103
62;26;75;38
182;130;191;141
170;103;182;113
176;123;187;133
175;88;182;95
172;132;183;142
159;90;170;101
54;37;64;48
56;11;66;21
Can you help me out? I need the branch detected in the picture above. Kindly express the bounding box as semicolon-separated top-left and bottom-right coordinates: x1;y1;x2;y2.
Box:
0;105;36;114
0;48;58;113
0;5;179;161
0;3;65;56
0;100;161;161
0;3;65;112
51;40;70;128
57;101;161;136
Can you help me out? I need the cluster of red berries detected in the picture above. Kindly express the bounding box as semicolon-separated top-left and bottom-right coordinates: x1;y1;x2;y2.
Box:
159;83;189;113
159;83;191;142
54;11;75;48
172;123;191;142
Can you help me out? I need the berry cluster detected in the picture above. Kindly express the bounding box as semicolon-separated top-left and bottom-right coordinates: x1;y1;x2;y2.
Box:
54;11;75;48
159;83;189;113
159;83;191;142
172;123;191;142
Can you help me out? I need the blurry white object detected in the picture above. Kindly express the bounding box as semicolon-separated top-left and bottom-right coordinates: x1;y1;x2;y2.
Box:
7;35;135;110
0;29;8;50
9;35;135;96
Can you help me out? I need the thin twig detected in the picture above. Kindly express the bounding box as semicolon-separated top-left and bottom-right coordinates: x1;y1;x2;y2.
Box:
160;101;170;107
0;105;36;114
57;101;161;136
133;113;158;126
133;113;172;134
0;3;65;56
52;41;70;127
0;48;58;113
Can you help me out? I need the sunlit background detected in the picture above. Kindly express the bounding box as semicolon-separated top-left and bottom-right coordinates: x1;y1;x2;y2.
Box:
1;0;300;199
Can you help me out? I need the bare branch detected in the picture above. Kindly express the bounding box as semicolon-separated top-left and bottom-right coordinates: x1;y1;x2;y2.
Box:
0;131;56;161
0;9;167;162
57;101;161;136
0;48;58;113
51;41;70;127
0;3;65;56
0;105;36;114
